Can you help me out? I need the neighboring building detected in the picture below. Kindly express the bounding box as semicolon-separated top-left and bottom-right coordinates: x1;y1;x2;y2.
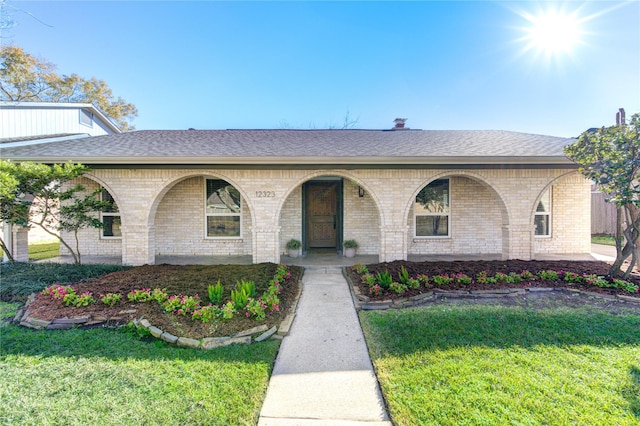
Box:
0;118;592;266
0;102;121;261
0;101;121;139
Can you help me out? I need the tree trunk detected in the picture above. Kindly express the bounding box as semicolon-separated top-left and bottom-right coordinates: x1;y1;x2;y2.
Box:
0;237;15;263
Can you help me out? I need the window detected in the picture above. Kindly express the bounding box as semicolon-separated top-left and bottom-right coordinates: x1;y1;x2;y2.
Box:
79;109;93;127
205;179;241;238
100;188;121;238
534;188;551;237
415;178;450;237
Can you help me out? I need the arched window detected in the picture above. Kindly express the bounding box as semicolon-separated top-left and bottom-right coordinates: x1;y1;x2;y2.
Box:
534;188;551;237
205;179;242;238
100;188;121;238
415;179;450;237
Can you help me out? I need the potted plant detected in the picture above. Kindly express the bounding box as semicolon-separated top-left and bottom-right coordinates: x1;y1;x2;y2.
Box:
286;239;301;258
343;239;358;258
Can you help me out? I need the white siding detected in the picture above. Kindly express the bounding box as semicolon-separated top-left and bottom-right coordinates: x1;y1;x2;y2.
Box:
0;106;115;138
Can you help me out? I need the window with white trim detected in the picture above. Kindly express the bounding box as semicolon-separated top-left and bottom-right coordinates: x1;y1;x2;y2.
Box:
79;109;93;127
100;188;121;238
205;179;241;238
415;178;450;237
534;188;551;237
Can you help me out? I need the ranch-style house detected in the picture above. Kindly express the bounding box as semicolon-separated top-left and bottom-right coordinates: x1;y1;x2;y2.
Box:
1;114;591;266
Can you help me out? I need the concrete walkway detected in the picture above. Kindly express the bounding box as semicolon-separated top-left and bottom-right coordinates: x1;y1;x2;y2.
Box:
258;267;391;426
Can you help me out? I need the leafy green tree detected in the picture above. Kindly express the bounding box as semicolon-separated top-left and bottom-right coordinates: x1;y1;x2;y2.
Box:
0;160;111;264
565;113;640;278
0;45;137;130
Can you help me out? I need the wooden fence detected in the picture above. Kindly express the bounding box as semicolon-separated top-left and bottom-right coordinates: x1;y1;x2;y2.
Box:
591;189;617;235
592;188;640;236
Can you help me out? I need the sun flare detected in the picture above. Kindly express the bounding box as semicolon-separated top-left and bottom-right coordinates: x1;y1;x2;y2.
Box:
514;5;589;62
527;10;580;54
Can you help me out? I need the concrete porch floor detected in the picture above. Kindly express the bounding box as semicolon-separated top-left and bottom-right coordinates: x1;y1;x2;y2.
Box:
40;249;604;267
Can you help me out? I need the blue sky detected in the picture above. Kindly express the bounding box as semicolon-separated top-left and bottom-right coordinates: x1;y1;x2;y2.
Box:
3;1;639;137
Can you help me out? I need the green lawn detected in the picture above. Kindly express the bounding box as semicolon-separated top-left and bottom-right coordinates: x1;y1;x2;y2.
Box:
592;235;616;246
28;240;60;260
0;314;280;425
361;305;640;426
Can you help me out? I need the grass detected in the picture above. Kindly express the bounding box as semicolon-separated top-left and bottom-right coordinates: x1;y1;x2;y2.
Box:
361;305;640;426
592;235;616;246
0;312;280;425
0;262;129;302
28;240;60;260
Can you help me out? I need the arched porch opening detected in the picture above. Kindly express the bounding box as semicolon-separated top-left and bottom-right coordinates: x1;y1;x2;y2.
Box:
149;173;254;263
404;173;510;261
277;172;384;261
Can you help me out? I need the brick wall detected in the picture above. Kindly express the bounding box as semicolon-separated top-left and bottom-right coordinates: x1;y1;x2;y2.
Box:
407;176;503;255
154;176;252;256
53;168;591;265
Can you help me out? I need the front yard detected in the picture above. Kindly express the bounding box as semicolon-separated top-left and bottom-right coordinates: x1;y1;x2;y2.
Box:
0;322;279;425
361;304;640;425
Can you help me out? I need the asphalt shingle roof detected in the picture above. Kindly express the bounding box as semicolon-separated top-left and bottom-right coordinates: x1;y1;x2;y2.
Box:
0;129;576;166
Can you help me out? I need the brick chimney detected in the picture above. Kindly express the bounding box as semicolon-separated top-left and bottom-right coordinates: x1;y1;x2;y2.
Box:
393;118;408;130
616;108;625;126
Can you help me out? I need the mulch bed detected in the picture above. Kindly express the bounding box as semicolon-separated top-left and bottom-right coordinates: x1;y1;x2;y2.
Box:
23;264;303;339
348;259;640;301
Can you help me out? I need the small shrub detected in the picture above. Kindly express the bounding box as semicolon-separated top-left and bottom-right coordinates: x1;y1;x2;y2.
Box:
453;273;472;285
208;280;224;304
100;293;121;306
389;282;408;295
508;272;523;283
398;266;411;285
127;288;153;303
362;273;377;286
192;305;221;323
221;301;236;319
611;279;639;294
375;270;393;289
237;280;256;298
343;239;358;249
286;239;301;250
65;291;95;307
162;294;201;315
231;288;250;310
537;270;559;281
494;272;514;283
417;275;430;287
41;284;75;300
352;263;369;275
151;288;169;303
407;278;421;290
520;270;537;281
563;271;583;283
245;298;267;320
369;284;382;296
432;274;453;286
583;274;610;288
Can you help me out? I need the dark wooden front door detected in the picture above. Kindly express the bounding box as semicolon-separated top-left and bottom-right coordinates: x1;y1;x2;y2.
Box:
306;182;338;248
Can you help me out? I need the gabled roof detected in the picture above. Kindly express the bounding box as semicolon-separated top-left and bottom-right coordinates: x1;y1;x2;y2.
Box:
0;101;122;134
0;129;576;167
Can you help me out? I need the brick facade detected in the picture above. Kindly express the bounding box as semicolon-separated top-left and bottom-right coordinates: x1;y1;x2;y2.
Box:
57;168;590;265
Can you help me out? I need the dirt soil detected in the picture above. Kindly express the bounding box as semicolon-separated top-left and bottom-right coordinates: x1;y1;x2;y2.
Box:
24;263;303;339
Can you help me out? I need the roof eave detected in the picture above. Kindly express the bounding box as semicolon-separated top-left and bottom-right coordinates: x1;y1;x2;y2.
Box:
0;155;575;167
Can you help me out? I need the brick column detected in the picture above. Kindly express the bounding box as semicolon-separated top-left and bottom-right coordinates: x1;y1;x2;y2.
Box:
12;226;29;262
380;225;409;262
122;224;155;266
252;226;281;264
503;224;534;260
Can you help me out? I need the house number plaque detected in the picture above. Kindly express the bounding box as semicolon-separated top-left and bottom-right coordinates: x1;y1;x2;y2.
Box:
255;191;276;198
